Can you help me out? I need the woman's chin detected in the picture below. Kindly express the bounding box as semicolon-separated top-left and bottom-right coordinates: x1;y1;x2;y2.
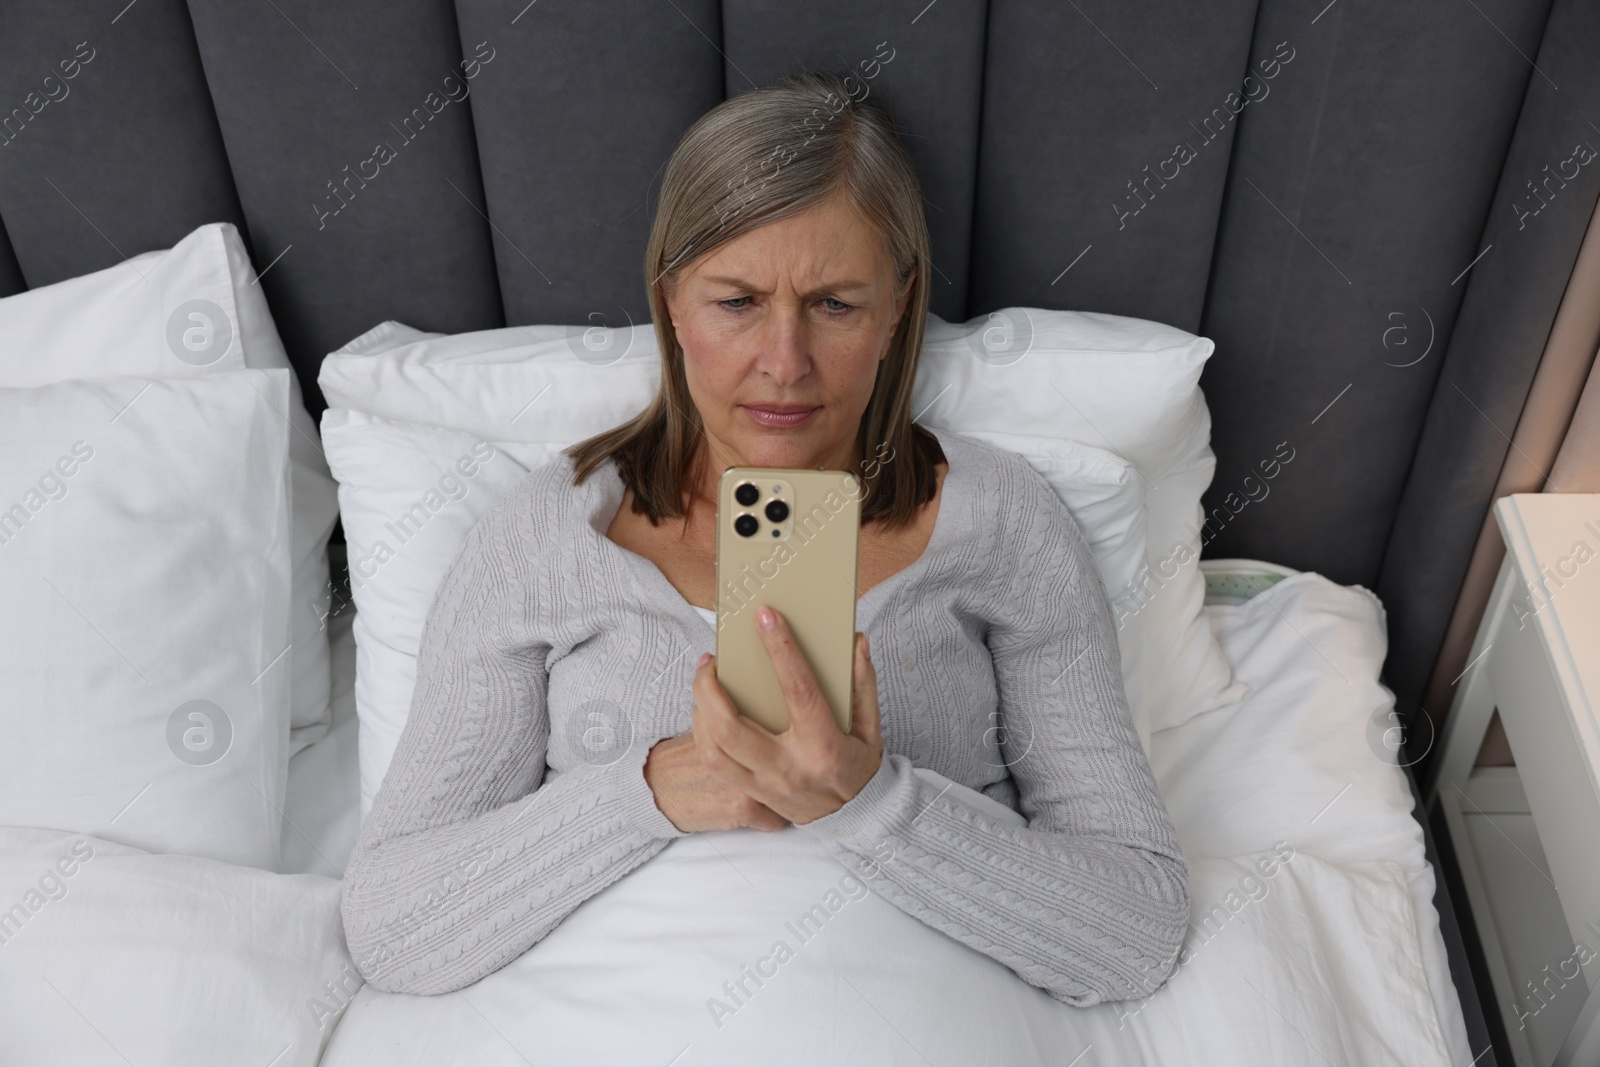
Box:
723;423;831;467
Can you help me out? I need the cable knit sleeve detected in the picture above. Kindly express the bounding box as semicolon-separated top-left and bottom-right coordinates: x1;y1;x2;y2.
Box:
794;457;1191;1006
340;478;686;995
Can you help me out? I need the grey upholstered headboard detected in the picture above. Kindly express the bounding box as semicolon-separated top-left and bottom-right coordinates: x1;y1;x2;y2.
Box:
2;0;1597;718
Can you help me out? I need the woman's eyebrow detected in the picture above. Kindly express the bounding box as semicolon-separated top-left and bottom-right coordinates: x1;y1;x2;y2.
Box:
700;274;875;296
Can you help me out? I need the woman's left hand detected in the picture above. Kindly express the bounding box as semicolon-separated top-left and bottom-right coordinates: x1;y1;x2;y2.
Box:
691;605;884;826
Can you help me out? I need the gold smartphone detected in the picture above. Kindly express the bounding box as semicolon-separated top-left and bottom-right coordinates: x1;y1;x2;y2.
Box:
714;466;862;734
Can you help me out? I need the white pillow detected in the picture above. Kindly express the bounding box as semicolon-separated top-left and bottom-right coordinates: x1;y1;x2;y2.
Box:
0;222;341;754
0;827;351;1067
320;319;660;443
320;410;554;812
914;309;1246;733
0;371;292;870
917;309;1213;480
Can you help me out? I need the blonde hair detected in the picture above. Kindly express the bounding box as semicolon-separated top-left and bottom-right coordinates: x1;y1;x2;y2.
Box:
564;68;943;529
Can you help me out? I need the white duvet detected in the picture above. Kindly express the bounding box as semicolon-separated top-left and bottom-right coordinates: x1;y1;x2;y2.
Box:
0;571;1473;1066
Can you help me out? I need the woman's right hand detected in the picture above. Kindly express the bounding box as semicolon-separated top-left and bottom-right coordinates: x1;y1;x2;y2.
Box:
643;732;789;833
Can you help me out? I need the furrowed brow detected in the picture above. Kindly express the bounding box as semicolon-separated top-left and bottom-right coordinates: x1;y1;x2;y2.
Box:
701;274;874;297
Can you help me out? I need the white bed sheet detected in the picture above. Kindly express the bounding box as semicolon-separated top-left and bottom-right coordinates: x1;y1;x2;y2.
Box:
1150;569;1473;1066
272;564;1473;1066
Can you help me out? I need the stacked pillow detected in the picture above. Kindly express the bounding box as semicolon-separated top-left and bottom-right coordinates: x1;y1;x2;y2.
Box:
0;373;292;869
320;308;1244;812
0;223;338;869
0;223;341;754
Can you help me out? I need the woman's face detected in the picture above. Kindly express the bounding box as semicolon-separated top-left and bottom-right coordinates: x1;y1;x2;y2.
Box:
666;192;911;482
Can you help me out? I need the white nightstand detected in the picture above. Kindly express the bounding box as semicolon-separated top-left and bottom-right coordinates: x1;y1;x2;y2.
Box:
1428;493;1600;1067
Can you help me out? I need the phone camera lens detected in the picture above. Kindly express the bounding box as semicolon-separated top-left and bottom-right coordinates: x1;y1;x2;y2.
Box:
733;513;760;538
734;482;760;507
764;499;789;523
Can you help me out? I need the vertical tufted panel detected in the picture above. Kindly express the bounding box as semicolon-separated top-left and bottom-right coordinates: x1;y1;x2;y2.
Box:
0;0;1595;732
1197;0;1553;589
453;0;723;330
720;0;987;322
0;0;245;287
1378;0;1600;707
0;219;22;298
185;0;502;412
968;0;1259;333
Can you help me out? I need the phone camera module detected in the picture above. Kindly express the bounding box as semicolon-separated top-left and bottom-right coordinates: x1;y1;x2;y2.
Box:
734;482;760;507
764;499;789;523
733;513;760;538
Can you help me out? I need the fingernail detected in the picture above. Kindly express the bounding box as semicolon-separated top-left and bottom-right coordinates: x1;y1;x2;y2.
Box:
757;606;776;629
698;652;712;666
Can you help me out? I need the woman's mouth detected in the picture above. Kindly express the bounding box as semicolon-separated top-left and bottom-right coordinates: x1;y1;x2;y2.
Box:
741;404;819;428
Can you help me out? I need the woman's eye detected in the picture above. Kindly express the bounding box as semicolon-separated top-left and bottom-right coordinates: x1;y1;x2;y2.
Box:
717;296;850;314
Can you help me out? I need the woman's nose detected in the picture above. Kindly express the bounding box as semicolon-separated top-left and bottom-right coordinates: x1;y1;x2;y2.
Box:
751;309;812;382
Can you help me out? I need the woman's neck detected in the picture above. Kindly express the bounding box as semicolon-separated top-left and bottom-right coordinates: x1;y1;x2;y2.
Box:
685;435;864;507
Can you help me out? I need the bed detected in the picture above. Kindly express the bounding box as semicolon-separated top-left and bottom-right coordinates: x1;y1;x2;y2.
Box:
0;549;1474;1065
5;1;1597;1063
0;242;1478;1067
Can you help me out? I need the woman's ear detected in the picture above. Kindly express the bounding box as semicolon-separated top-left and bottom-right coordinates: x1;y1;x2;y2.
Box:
661;279;682;331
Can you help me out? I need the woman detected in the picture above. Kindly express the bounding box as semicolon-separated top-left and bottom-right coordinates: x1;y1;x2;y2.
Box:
342;69;1189;1007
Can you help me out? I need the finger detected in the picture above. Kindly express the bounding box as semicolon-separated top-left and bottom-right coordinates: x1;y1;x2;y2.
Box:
747;800;790;832
692;653;783;775
691;655;747;773
755;605;836;739
849;631;883;748
698;726;773;806
691;654;738;758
